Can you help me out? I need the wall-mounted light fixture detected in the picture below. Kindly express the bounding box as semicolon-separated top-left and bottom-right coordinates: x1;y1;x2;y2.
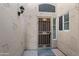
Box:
18;6;25;16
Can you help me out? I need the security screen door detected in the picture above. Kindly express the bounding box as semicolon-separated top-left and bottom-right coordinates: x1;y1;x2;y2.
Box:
38;18;51;47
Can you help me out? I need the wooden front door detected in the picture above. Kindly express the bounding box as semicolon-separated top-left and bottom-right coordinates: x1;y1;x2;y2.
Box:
38;18;51;47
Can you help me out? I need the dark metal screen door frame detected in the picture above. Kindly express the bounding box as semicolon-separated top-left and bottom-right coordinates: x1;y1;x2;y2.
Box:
38;17;51;47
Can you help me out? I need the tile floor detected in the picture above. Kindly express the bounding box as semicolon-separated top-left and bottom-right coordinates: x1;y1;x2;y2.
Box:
52;49;65;56
23;48;65;56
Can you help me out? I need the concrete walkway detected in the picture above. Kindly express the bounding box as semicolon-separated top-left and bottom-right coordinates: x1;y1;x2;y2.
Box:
23;49;38;56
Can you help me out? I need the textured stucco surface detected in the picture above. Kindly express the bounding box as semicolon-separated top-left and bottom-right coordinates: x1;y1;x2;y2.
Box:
56;3;79;56
0;3;79;56
0;3;56;55
23;3;56;49
0;4;25;56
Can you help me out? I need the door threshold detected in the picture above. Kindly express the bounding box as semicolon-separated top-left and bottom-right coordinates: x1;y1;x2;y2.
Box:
38;47;52;50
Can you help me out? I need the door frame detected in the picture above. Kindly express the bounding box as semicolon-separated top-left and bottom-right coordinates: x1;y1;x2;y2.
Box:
37;16;52;48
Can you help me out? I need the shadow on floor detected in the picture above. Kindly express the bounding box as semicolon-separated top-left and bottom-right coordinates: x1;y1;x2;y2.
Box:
38;48;55;56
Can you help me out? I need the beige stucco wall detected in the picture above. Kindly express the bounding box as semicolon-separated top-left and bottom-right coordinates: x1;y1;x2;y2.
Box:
0;4;25;56
2;3;79;56
56;3;79;55
0;3;56;55
23;3;56;49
